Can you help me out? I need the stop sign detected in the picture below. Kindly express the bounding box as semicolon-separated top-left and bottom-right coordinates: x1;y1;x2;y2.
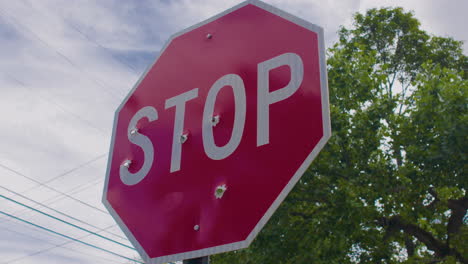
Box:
103;0;330;263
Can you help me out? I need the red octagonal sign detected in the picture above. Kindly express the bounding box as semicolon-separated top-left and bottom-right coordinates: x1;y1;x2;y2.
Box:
103;0;330;263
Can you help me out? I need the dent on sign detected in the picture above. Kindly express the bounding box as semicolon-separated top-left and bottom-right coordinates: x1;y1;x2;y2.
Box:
120;52;304;186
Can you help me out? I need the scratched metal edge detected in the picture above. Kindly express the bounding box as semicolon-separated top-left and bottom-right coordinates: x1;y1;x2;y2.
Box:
102;0;331;263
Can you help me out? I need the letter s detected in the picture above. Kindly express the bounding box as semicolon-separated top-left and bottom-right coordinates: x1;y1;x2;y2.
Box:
120;106;158;186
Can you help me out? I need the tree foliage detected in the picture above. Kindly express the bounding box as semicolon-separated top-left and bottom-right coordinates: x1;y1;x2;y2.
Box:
212;7;467;264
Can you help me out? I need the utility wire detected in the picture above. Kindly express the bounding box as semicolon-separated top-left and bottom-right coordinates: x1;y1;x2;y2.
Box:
14;177;106;219
0;78;114;223
0;194;135;250
0;210;143;263
0;162;109;215
0;8;123;101
2;175;103;220
0;4;142;262
5;74;108;136
0;11;113;216
1;225;118;264
0;185;130;244
43;176;103;206
0;4;143;262
20;0;141;74
20;153;107;193
1;176;130;242
0;177;99;221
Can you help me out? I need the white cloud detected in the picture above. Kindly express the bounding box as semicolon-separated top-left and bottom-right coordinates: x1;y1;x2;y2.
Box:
0;1;465;263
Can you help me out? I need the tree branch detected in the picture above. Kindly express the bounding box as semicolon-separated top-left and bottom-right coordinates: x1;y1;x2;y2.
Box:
388;71;398;95
404;236;415;257
398;82;412;116
379;216;466;263
447;196;468;245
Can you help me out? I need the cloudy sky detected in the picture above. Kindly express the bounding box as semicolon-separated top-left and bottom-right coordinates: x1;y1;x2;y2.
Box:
0;0;465;263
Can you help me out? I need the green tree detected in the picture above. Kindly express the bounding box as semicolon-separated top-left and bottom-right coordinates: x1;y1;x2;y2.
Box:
212;7;467;264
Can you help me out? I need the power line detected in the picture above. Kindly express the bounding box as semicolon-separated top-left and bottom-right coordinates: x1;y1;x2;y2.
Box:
0;185;131;244
0;7;124;101
21;153;107;193
16;224;126;264
0;210;143;263
3;174;103;220
1;175;130;242
0;194;135;250
20;177;106;217
44;176;104;206
0;4;142;262
20;0;141;75
0;77;115;223
1;225;118;264
5;74;108;136
0;162;109;215
0;176;98;222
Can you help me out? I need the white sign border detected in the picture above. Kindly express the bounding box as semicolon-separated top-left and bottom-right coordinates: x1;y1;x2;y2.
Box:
102;0;331;263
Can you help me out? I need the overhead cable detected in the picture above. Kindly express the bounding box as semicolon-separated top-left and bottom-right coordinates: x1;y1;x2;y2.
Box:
0;162;109;215
0;185;129;243
5;74;107;136
0;8;123;101
0;194;135;251
1;225;118;264
0;210;143;264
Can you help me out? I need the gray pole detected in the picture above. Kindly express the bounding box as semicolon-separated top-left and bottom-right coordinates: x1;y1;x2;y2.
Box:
183;256;209;264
